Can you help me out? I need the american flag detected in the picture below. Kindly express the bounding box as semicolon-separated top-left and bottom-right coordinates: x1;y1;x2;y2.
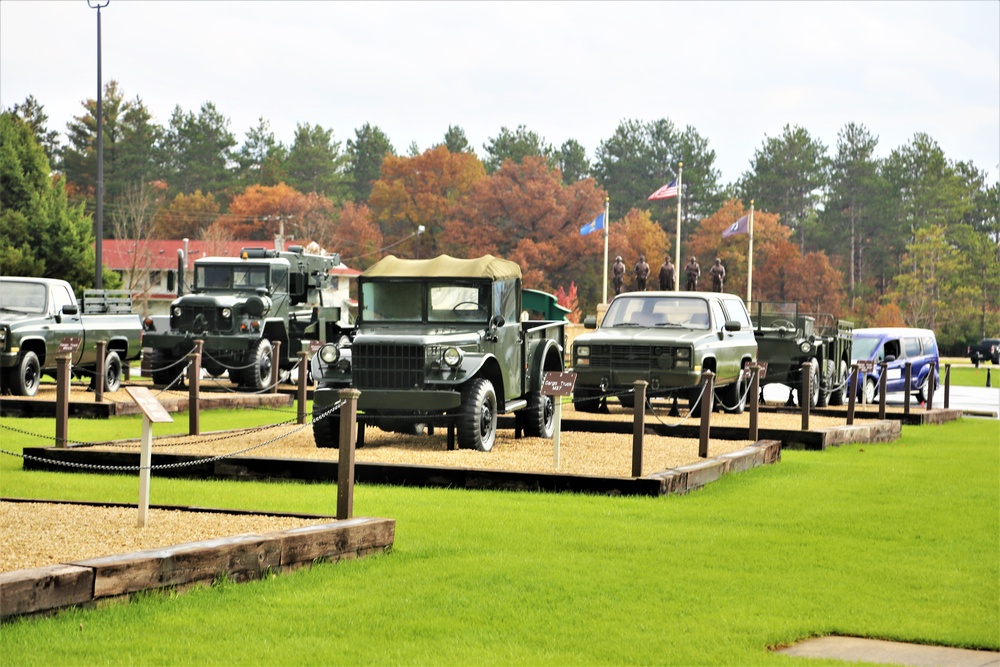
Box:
648;178;678;200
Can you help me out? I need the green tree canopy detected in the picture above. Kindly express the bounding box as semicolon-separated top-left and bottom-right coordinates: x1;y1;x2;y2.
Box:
0;112;116;292
346;123;395;202
482;124;554;174
7;95;60;166
285;122;347;199
163;101;236;198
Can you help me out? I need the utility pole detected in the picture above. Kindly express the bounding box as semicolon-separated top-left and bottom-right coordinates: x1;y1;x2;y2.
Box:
88;0;110;289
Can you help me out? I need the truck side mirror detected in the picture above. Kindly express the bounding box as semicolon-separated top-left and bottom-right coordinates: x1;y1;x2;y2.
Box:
724;320;741;332
491;315;505;329
62;304;79;316
584;315;597;329
885;355;897;363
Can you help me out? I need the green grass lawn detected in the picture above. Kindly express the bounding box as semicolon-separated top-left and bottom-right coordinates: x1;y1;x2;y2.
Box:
946;364;998;388
1;411;997;665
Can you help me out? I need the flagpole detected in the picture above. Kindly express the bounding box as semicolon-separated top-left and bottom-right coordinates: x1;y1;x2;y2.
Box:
674;162;683;291
602;196;610;304
746;199;755;305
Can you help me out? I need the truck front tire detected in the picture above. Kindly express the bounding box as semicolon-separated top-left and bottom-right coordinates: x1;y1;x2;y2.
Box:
458;378;497;452
243;338;273;390
312;402;341;448
829;359;849;406
12;351;41;397
150;349;179;386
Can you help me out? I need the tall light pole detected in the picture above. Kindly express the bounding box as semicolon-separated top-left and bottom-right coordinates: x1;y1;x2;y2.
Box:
88;0;109;289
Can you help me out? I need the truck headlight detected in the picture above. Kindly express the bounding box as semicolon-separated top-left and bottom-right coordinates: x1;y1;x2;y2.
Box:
576;346;590;358
221;308;232;319
319;344;340;364
172;306;182;317
443;347;463;368
676;348;691;359
800;341;812;354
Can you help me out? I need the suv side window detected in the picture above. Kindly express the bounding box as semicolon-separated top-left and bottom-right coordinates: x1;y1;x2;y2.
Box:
903;337;921;358
721;298;752;329
709;301;726;330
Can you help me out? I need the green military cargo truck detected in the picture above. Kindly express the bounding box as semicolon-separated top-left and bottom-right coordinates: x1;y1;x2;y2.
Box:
310;254;566;452
142;245;347;390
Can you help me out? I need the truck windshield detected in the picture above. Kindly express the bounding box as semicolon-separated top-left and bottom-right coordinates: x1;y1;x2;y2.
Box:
603;296;710;329
361;281;489;323
0;281;48;314
196;265;269;291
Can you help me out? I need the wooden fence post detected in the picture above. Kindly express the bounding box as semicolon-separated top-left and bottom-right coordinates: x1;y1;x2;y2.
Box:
698;370;714;458
270;340;282;394
297;349;309;425
800;361;811;431
846;365;858;426
55;354;71;448
926;361;936;410
944;364;951;409
903;362;912;414
337;388;361;520
631;380;647;476
748;365;760;442
94;339;106;403
878;362;888;420
188;340;203;436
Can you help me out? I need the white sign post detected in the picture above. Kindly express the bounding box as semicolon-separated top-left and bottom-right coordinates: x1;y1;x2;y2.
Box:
542;372;576;470
125;386;174;527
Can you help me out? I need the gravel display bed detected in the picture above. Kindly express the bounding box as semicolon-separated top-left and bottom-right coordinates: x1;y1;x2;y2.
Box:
0;501;333;573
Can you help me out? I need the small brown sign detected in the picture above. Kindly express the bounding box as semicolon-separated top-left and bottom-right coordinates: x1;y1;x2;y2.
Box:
856;360;876;373
309;340;324;354
542;371;577;396
58;337;81;354
744;362;768;380
125;386;174;423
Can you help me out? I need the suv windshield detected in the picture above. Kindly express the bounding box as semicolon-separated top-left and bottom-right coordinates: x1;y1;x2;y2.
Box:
603;296;710;329
852;337;881;360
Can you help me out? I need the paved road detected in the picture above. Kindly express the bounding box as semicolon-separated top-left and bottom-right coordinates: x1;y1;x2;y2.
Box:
761;383;999;418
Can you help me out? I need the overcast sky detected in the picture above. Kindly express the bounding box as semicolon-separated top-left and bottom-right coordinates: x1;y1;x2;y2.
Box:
2;1;998;187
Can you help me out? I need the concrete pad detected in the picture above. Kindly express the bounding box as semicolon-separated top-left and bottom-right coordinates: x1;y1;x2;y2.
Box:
776;636;1000;666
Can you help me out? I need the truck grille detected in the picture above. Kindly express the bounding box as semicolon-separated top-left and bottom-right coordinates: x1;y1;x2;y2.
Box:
354;342;425;390
589;344;681;370
176;306;218;334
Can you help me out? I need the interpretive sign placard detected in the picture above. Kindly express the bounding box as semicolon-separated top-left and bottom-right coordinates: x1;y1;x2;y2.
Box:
542;372;577;396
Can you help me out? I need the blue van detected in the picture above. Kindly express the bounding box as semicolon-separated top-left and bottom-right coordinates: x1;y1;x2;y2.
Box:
851;328;940;403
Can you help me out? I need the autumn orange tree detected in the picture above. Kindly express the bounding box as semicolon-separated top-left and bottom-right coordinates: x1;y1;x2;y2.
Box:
152;190;220;239
367;145;486;258
210;183;334;242
320;201;384;271
443;156;607;312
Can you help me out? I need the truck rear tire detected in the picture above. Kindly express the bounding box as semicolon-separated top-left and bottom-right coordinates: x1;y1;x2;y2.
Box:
312;402;341;448
520;391;555;438
12;351;41;397
102;351;122;393
457;378;497;452
816;359;834;408
243;338;273;390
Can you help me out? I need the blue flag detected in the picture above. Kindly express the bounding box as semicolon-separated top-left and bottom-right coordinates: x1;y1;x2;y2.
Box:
580;212;605;236
722;214;750;238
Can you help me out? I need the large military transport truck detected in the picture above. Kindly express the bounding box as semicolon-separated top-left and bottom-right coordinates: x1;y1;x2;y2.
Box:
570;291;758;415
749;302;853;407
0;277;142;396
143;245;345;390
310;254;566;452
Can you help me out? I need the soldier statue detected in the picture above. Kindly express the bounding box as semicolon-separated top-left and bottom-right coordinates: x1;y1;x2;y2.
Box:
684;256;701;291
658;257;675;291
710;257;726;293
611;255;626;295
633;255;650;291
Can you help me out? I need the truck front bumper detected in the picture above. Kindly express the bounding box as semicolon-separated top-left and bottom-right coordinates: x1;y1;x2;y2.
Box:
143;333;253;355
314;386;463;412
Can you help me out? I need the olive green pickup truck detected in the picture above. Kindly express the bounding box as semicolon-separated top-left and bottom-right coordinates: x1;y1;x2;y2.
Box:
571;291;758;415
0;277;142;396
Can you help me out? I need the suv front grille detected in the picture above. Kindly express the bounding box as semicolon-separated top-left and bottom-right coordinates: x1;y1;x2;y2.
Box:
589;344;683;370
354;342;424;390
